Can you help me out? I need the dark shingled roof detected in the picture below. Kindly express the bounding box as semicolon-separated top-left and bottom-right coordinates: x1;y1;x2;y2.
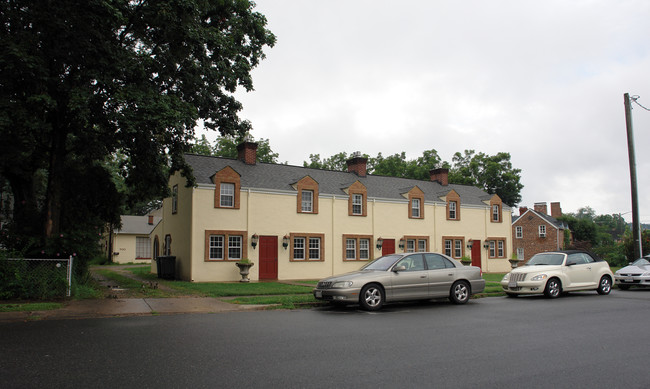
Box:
184;154;497;206
512;210;568;229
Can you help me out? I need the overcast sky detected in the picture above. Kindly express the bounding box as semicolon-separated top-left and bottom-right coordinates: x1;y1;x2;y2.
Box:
202;0;650;222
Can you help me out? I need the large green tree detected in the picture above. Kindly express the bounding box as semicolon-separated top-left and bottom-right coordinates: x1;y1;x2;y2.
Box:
303;149;522;206
190;134;279;163
448;150;523;206
0;1;275;255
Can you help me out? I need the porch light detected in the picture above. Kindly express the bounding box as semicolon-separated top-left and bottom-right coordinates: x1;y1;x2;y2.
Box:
251;234;259;249
399;238;405;250
282;235;290;249
376;237;383;250
483;241;490;249
466;240;473;250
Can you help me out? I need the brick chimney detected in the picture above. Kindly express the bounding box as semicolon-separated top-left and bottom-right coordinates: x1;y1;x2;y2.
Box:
237;141;258;165
346;152;367;177
148;215;154;225
519;206;528;216
534;202;547;215
550;202;562;218
430;168;449;186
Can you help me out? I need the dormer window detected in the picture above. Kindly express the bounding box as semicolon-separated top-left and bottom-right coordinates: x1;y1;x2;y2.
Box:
445;190;461;221
301;190;313;212
296;176;319;214
220;183;235;207
347;181;367;217
213;166;240;209
352;194;363;215
449;201;457;220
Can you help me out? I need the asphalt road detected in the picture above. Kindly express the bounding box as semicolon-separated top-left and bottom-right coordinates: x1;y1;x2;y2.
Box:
2;290;650;388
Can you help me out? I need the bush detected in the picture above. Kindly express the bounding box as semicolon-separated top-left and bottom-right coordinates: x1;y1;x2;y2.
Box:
0;258;69;300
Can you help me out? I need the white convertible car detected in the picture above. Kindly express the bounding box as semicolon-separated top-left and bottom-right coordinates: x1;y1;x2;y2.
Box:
501;250;614;298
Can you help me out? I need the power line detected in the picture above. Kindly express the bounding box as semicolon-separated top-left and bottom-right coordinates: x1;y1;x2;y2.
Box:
630;95;650;111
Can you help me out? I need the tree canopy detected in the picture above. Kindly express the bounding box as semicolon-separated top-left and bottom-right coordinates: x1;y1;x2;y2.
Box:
304;149;523;206
0;0;275;260
190;134;279;163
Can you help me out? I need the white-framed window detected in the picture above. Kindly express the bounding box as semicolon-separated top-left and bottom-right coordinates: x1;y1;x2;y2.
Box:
449;201;457;220
209;235;224;260
454;240;463;258
293;237;306;260
444;240;452;256
136;237;151;259
498;240;504;257
406;239;416;253
489;241;496;258
411;198;420;218
515;226;523;238
220;183;235;207
301;190;313;212
539;225;546;238
492;204;500;222
346;239;356;260
171;185;178;214
228;235;242;260
517;247;524;260
352;194;363;215
309;237;321;260
418;240;426;252
359;239;370;259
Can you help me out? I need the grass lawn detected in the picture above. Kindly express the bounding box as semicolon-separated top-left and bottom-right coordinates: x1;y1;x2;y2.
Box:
0;302;63;312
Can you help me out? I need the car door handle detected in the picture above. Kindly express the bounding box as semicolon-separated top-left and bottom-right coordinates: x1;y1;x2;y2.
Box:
420;275;427;278
448;273;453;276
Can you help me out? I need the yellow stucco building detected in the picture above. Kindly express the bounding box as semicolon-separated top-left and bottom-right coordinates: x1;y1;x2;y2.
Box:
151;142;513;282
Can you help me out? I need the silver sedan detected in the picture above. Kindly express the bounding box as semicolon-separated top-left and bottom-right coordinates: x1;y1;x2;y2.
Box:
313;252;485;311
615;256;650;290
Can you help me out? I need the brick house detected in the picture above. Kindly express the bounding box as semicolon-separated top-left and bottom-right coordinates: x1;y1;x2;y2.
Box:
512;202;570;263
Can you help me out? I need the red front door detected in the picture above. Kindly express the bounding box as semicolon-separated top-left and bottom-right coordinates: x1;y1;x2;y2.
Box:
471;240;482;269
382;239;395;256
259;236;278;280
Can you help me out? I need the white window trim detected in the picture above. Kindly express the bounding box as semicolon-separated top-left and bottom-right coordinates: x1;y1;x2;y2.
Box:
301;190;313;212
220;183;235;208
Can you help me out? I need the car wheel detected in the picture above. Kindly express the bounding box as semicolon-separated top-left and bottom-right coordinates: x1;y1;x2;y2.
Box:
618;284;631;290
597;276;612;295
543;278;561;298
449;281;470;304
359;284;384;311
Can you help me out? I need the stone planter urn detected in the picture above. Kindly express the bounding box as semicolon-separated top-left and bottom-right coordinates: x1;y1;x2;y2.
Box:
508;258;521;269
235;261;254;282
460;256;472;266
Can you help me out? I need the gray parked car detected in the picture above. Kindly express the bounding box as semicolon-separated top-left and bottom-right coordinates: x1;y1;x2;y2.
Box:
313;252;485;311
615;256;650;290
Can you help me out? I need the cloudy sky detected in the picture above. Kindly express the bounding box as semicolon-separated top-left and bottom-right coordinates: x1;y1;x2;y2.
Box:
203;0;650;222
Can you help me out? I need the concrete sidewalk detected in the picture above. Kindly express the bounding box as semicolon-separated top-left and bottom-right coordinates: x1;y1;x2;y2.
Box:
0;297;267;323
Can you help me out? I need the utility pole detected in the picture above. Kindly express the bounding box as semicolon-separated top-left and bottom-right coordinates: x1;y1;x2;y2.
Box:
623;93;643;260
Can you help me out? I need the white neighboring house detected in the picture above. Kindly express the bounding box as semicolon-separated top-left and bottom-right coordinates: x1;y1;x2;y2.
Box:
109;213;162;264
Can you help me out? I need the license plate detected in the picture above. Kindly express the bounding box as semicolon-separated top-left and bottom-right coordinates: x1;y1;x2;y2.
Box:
508;281;518;288
623;278;633;283
315;290;322;298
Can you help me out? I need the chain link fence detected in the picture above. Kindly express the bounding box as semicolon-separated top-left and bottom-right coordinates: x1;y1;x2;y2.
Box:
0;256;74;299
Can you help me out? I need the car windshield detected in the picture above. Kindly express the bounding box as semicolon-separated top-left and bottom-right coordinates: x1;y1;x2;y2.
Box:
632;258;650;266
361;255;402;271
525;253;565;266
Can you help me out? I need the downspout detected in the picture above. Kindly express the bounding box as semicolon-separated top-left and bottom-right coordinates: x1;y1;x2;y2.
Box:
331;195;336;276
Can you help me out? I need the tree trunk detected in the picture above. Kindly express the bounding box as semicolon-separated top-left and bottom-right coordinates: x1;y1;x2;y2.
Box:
44;127;67;239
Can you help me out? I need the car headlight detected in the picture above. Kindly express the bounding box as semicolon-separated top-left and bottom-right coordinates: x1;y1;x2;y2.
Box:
331;281;353;288
642;272;650;277
501;273;510;281
531;274;548;281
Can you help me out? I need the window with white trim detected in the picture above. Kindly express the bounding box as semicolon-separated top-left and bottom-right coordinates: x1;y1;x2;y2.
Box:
492;204;500;222
517;247;524;260
411;198;420;218
515;226;523;238
444;238;464;259
352;194;363;215
539;225;546;238
209;235;224;260
359;239;370;260
301;190;313;212
136;237;151;259
291;233;324;261
345;238;356;260
228;235;242;260
220;183;235;207
454;240;463;258
449;201;457;220
418;240;426;252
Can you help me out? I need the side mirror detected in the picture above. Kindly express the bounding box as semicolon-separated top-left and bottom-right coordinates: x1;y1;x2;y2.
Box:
393;265;406;272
